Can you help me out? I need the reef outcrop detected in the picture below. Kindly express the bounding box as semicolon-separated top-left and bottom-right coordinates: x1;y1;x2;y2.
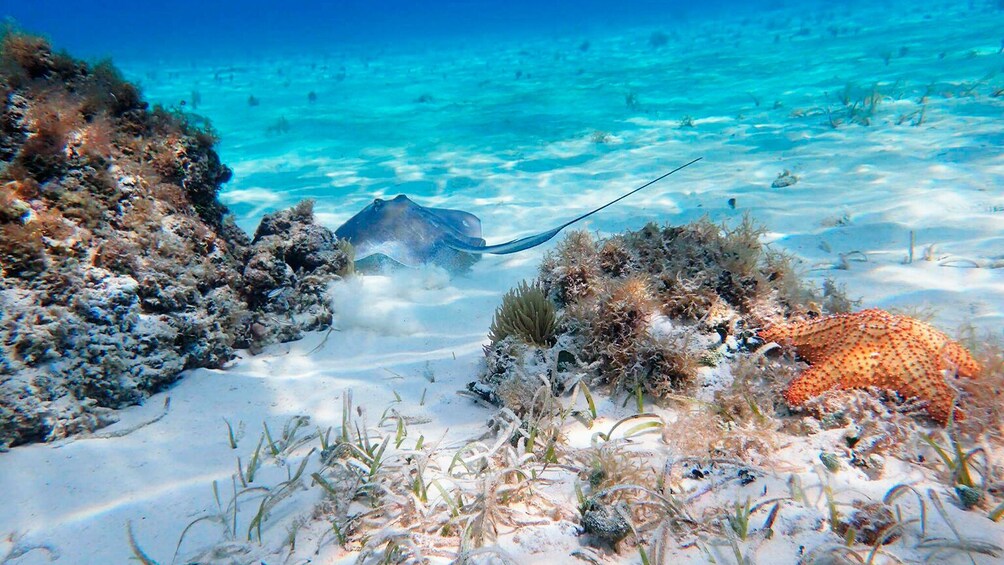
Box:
470;215;856;421
0;31;350;448
242;200;353;346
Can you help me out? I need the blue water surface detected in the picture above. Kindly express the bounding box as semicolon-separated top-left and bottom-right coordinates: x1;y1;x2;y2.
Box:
3;0;780;61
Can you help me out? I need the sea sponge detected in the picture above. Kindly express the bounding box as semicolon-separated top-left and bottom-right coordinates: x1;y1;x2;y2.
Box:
488;280;558;347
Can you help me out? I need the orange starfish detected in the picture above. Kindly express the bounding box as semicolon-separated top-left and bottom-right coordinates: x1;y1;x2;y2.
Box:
760;309;981;424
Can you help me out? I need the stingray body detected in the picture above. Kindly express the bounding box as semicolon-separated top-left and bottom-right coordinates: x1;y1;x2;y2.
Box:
335;157;701;272
335;195;487;271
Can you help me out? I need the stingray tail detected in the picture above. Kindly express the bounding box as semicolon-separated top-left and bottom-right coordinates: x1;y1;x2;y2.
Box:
447;157;703;255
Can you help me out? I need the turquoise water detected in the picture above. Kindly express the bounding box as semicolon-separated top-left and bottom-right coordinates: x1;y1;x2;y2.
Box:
6;0;1004;312
3;2;1004;562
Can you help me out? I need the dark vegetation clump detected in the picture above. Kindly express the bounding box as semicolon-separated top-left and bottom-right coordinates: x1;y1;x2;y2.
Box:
473;214;852;416
0;30;351;447
542;214;837;326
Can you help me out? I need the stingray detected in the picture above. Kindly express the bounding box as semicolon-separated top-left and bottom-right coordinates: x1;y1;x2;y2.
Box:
335;157;702;272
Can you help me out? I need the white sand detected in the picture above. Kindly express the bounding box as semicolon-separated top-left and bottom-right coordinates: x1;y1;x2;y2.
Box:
3;1;1003;563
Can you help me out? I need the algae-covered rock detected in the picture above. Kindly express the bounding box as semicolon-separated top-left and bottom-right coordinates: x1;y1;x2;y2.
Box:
243;200;351;345
581;500;631;546
0;32;350;447
522;217;853;408
469;335;580;418
834;501;900;546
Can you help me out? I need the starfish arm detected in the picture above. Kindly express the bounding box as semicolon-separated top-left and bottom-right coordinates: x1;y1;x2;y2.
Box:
761;313;865;363
943;341;982;379
872;336;961;424
921;380;959;425
783;360;844;406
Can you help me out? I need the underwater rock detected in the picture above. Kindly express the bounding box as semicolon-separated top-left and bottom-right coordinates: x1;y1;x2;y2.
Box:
243;200;351;345
243;248;296;306
0;33;348;447
479;216;847;416
819;451;842;472
834;501;899;546
955;485;983;510
286;223;344;272
771;169;798;188
581;500;631;546
469;336;578;418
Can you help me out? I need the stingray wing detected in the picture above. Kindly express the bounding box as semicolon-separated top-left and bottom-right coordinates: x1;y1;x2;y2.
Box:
422;206;483;240
335;194;486;268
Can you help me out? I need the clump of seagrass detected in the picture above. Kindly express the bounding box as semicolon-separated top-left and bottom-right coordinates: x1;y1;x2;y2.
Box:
488;280;558;347
529;214;857;415
539;230;603;304
564;275;701;398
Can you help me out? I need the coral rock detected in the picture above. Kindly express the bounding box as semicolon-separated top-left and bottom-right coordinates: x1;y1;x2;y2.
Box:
242;202;351;344
0;34;251;447
581;501;631;546
761;309;981;424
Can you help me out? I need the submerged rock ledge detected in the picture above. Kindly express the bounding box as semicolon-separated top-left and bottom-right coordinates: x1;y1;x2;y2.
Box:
0;31;350;448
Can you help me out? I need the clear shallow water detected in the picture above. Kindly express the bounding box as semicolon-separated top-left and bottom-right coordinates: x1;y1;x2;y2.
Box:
5;0;1004;320
2;2;1004;562
3;0;765;59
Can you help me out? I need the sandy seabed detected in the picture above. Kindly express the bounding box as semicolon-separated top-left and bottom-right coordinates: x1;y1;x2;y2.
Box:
2;1;1003;563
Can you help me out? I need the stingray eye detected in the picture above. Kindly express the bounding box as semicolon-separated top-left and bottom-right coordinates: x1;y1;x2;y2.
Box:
372;198;384;209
